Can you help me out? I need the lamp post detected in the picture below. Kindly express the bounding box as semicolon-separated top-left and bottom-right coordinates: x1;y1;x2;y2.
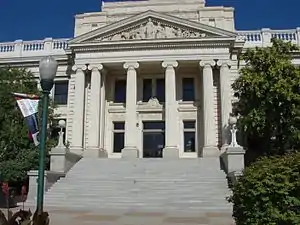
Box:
228;116;241;148
36;56;58;215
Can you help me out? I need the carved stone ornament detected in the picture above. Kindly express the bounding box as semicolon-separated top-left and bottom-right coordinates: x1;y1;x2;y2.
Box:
98;18;207;42
147;97;161;107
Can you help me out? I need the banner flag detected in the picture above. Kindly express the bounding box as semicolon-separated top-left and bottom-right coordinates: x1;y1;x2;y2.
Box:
13;93;40;146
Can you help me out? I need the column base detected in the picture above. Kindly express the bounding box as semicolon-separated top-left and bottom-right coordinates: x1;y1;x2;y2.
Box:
163;147;179;159
202;146;220;157
69;147;84;156
121;147;139;158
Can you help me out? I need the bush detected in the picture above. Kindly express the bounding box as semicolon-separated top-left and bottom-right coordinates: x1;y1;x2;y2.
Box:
228;152;300;225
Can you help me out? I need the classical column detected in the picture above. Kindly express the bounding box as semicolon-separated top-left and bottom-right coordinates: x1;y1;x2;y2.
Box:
162;60;179;158
85;64;104;157
122;62;139;158
217;60;232;149
199;60;219;156
70;64;87;154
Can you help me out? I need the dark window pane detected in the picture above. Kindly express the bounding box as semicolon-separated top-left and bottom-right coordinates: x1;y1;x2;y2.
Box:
156;79;165;102
182;78;195;101
143;121;165;130
184;121;195;129
114;80;126;103
184;132;195;152
114;122;125;130
143;79;152;102
113;133;124;153
54;81;69;105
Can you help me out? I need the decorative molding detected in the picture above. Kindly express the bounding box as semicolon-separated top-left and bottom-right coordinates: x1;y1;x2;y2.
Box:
123;62;139;70
217;60;231;67
98;18;208;42
87;64;104;71
162;60;178;68
72;64;87;71
199;60;216;67
69;10;237;45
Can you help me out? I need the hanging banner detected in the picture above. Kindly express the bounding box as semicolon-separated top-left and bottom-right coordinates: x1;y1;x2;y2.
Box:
13;92;40;146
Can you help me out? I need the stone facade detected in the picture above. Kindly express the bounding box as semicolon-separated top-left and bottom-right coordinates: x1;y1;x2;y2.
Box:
1;0;300;159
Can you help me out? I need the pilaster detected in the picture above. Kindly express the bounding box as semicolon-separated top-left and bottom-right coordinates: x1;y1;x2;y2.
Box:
199;60;219;157
162;60;179;158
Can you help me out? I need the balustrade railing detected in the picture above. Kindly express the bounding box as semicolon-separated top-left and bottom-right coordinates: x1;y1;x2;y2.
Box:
0;38;69;58
0;28;300;59
237;28;300;47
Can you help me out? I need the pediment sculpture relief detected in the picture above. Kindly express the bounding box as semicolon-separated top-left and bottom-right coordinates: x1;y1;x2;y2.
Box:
99;18;207;42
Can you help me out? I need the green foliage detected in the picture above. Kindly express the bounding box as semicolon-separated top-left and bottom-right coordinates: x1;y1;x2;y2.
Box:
0;68;56;183
228;152;300;225
233;39;300;156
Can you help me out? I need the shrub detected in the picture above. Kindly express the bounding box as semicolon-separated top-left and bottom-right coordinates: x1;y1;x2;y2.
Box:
228;152;300;225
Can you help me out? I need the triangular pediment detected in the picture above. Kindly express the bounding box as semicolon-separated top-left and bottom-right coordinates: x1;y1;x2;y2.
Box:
69;10;237;45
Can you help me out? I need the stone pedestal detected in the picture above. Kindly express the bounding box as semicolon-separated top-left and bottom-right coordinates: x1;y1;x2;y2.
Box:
122;147;139;158
162;147;180;159
221;146;245;174
26;170;65;204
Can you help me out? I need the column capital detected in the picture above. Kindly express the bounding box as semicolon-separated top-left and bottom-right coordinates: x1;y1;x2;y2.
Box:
199;60;216;67
217;60;231;67
162;60;178;68
88;64;103;71
123;62;139;70
72;64;87;72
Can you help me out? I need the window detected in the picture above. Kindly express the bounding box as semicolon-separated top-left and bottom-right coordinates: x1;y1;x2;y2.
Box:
142;78;165;102
54;81;69;105
183;121;196;152
113;122;125;153
143;79;152;102
156;79;165;102
182;78;195;101
114;80;126;103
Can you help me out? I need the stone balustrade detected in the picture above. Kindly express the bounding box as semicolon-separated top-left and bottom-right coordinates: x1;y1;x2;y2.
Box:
237;28;300;48
0;37;69;58
0;28;300;59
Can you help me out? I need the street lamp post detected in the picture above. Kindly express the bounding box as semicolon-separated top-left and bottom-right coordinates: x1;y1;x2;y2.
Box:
36;56;58;215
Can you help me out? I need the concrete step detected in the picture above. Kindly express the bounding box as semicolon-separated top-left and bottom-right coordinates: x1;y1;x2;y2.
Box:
38;158;232;216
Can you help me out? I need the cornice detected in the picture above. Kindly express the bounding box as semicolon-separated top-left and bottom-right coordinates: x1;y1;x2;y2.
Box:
0;54;70;67
70;37;236;53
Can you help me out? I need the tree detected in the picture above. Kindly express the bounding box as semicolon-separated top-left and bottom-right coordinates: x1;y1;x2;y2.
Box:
232;39;300;158
228;152;300;225
0;68;56;184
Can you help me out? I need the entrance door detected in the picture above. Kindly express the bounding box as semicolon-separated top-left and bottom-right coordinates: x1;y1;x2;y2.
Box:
143;121;165;158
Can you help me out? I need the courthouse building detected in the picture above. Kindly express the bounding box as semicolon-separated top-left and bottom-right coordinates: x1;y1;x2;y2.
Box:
1;0;299;159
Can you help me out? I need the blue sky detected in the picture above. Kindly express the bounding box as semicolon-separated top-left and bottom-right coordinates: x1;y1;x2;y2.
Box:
0;0;298;42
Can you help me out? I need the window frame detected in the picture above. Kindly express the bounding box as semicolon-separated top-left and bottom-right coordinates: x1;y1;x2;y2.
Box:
113;121;125;153
114;79;127;103
183;120;196;153
54;80;69;105
182;77;195;102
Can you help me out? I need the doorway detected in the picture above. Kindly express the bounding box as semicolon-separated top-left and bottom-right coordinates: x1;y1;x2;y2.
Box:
143;121;165;158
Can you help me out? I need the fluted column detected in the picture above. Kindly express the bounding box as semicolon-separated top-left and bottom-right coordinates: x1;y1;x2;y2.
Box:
217;60;232;149
122;62;139;158
162;60;179;158
199;60;219;156
85;64;104;157
70;64;87;154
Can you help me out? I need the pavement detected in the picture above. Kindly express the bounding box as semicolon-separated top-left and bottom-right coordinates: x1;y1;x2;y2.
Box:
2;205;235;225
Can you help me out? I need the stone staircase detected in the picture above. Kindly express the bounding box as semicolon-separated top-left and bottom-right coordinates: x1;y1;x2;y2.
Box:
27;158;234;224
